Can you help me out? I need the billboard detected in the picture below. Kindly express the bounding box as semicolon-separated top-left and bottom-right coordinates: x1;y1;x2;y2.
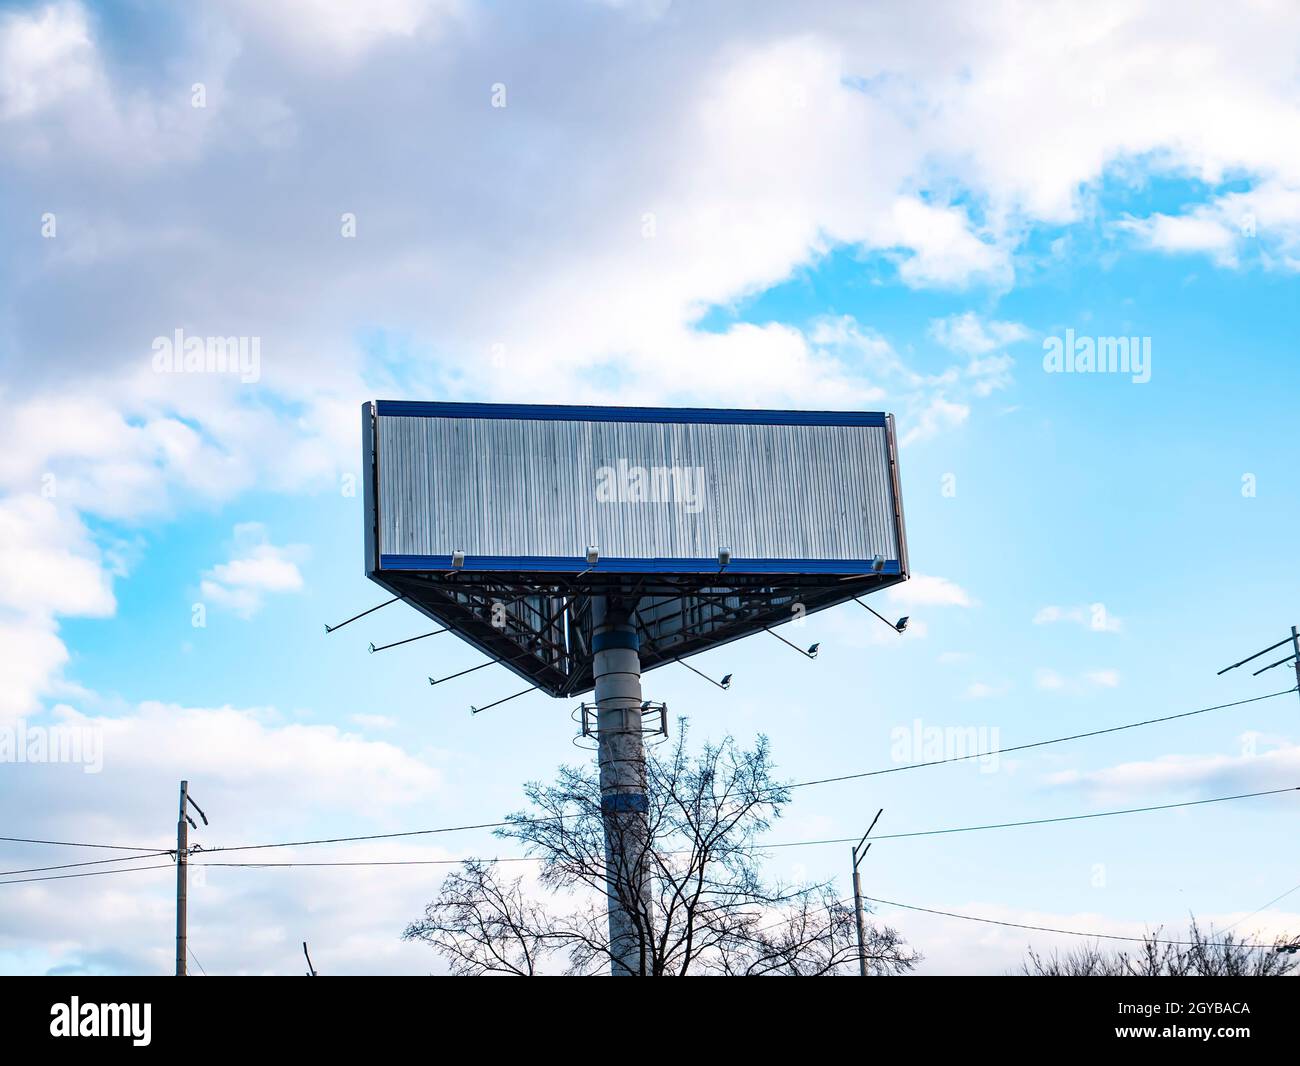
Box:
364;401;908;696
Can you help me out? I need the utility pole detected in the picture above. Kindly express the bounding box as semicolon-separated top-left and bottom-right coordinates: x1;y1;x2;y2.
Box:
592;596;651;976
1291;626;1300;705
174;780;208;977
852;808;883;977
175;780;188;977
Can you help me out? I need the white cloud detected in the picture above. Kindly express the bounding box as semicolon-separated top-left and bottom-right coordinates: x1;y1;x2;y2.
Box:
1035;667;1120;692
1046;734;1300;805
1033;603;1122;633
0;622;71;724
662;321;885;409
879;198;1013;289
888;574;975;609
1035;668;1066;691
14;0;1300;712
929;312;1031;355
199;523;308;619
0;496;115;723
1119;181;1300;272
233;0;465;64
0;699;449;974
964;353;1015;397
0;496;114;621
964;680;1010;700
1120;211;1241;265
0;1;94;120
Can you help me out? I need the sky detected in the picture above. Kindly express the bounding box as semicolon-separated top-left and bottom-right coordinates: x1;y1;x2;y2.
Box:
2;0;1300;976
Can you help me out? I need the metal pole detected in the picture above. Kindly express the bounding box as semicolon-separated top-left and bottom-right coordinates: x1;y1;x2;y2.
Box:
175;780;188;977
851;808;882;977
1291;626;1300;703
852;855;868;976
593;596;650;976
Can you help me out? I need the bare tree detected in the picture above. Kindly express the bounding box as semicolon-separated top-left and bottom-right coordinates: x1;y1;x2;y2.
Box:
1021;918;1300;976
406;859;558;976
405;727;920;976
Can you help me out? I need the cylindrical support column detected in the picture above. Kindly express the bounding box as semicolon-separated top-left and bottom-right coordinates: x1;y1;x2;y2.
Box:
176;780;188;977
852;862;868;976
592;597;650;976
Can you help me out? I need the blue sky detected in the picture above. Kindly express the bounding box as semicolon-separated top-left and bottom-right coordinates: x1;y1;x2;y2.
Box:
2;0;1300;975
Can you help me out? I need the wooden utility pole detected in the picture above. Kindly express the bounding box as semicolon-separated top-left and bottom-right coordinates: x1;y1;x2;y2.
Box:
175;780;188;977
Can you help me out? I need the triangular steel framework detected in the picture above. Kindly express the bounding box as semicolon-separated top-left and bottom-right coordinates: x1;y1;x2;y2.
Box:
366;568;905;698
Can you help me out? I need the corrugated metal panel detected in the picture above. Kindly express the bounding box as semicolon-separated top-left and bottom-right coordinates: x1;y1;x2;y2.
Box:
376;413;898;564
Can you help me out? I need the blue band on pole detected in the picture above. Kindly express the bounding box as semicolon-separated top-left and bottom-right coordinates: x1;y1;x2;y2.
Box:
592;630;640;653
601;794;649;813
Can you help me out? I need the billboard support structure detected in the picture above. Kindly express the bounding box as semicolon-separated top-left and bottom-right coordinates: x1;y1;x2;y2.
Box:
360;400;911;976
592;596;653;975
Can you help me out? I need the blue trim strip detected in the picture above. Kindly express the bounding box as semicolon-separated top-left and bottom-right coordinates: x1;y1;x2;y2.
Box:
601;794;649;813
380;553;901;576
592;630;640;652
374;400;888;428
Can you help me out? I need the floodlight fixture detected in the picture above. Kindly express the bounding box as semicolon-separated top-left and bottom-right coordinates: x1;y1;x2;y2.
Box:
669;655;733;690
856;596;908;637
718;546;732;571
576;544;601;578
871;554;885;573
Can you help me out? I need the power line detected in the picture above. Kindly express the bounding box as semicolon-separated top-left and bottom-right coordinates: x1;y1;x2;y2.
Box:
187;946;209;976
165;693;1300;856
5;688;1292;861
1218;878;1300;935
760;786;1299;845
0;835;163;852
4;783;1295;872
0;863;175;886
4;787;1296;904
0;820;535;857
785;687;1298;791
0;851;174;878
860;893;1295;950
197;857;541;868
176;785;1300;867
193;820;528;856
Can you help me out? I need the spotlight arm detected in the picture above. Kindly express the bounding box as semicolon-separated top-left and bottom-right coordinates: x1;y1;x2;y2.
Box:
855;597;906;635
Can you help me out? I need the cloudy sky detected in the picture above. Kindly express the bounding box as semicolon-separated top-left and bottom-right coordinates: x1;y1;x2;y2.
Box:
3;0;1300;975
